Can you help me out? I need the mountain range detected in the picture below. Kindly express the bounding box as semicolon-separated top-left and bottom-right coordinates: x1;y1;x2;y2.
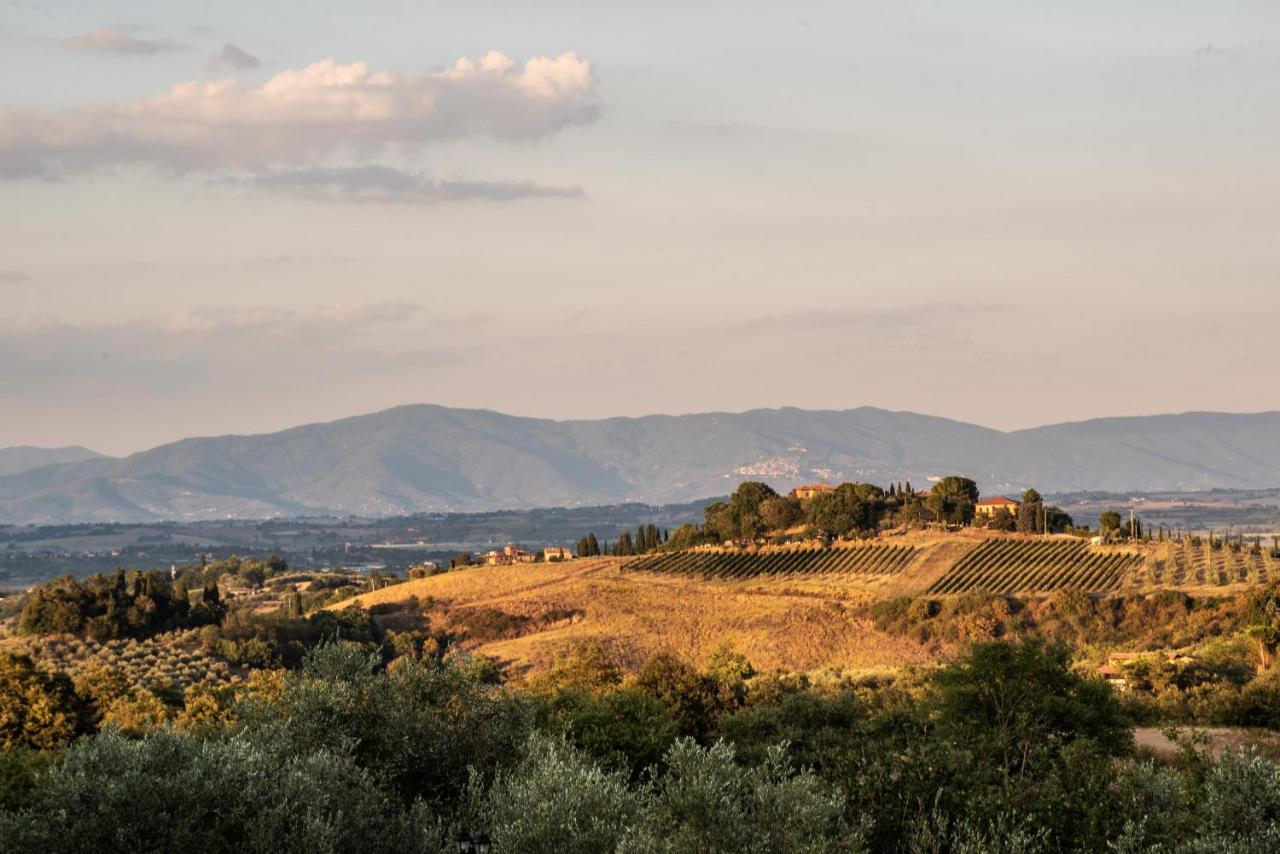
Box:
1;405;1278;524
0;446;104;479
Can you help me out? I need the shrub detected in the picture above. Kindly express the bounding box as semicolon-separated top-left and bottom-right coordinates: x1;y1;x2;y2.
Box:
649;738;862;852
481;735;649;853
0;652;90;750
0;730;426;854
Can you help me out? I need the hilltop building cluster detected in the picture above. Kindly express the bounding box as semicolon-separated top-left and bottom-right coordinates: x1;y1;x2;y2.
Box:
482;545;575;566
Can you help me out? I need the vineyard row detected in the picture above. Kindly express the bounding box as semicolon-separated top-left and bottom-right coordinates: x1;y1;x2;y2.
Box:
628;544;918;579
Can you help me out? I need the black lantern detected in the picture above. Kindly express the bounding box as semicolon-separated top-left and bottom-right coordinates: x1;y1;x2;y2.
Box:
455;831;472;854
473;832;492;854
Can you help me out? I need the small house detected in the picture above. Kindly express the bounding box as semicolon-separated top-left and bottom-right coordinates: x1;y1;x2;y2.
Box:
974;496;1020;518
790;483;835;501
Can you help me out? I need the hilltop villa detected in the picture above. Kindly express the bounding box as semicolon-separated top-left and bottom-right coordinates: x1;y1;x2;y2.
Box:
484;545;537;566
790;483;835;501
974;496;1020;518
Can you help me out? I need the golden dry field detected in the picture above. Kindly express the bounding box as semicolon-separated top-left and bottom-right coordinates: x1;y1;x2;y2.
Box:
338;555;939;678
334;532;1274;680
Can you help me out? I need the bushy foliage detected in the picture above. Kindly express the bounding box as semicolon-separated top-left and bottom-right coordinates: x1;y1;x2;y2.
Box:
3;637;1280;851
201;605;372;668
805;482;887;539
236;643;530;804
533;688;678;776
479;734;650;852
17;570;221;640
0;652;91;750
1185;748;1280;851
649;738;862;853
0;730;431;854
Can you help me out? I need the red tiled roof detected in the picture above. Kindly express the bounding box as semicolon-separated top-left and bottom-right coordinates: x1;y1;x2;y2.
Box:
977;496;1019;506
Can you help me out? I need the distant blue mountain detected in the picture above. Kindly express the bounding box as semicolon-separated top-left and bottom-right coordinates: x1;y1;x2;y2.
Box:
0;405;1277;524
0;446;105;478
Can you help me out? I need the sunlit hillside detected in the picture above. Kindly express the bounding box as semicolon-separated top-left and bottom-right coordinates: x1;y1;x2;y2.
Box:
333;531;1268;678
336;555;939;677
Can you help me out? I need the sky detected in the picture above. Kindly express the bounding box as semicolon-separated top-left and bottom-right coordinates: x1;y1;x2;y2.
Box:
2;1;1279;456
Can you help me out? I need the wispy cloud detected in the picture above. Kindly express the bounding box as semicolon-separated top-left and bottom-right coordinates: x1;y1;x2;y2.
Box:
0;51;600;179
63;27;187;56
241;165;584;204
0;270;30;284
208;43;260;71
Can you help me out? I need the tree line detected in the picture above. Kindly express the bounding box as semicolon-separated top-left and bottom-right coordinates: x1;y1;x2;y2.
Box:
575;524;669;557
619;477;1075;548
17;571;224;641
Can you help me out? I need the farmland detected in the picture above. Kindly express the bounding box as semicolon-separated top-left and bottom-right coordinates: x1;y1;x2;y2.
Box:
332;531;1222;678
1135;539;1277;588
925;538;1142;595
6;628;233;692
629;543;917;579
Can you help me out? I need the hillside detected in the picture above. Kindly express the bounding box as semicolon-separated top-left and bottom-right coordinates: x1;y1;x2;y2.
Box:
0;445;104;478
336;531;1263;678
2;405;1280;523
339;555;939;676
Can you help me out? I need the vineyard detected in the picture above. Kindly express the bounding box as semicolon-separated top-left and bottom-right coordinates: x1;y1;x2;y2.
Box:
628;544;918;580
925;538;1140;595
1136;541;1276;588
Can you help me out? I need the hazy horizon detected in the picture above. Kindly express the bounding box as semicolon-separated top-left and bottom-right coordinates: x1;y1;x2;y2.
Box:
6;401;1280;459
4;2;1278;455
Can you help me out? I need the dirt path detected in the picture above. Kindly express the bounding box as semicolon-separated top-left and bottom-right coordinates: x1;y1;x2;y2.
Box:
1134;727;1280;760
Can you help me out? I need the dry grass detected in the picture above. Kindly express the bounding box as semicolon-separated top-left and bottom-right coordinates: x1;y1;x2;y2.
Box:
338;558;938;678
333;533;1252;680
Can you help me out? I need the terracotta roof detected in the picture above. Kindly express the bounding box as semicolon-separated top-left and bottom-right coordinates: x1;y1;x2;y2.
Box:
976;496;1019;506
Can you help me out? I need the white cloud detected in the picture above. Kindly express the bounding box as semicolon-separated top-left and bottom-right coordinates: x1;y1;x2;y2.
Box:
64;27;187;56
208;43;261;71
241;165;584;204
0;51;600;178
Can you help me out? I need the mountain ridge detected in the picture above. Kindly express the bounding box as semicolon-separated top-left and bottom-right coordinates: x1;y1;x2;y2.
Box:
1;405;1278;524
0;446;106;479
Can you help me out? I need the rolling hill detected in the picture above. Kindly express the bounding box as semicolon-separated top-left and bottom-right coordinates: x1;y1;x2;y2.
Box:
335;530;1271;678
1;405;1278;523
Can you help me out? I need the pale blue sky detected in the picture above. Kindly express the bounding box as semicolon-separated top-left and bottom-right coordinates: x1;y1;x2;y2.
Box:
2;2;1278;454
